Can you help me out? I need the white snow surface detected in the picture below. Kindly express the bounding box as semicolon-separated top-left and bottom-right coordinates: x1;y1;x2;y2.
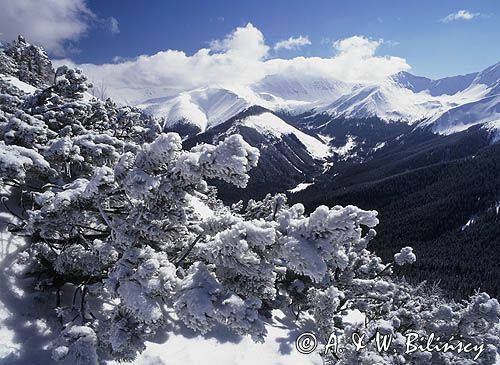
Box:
420;94;500;134
288;182;314;193
126;310;364;365
484;120;500;143
241;113;331;159
187;194;214;219
0;74;95;102
138;87;251;132
318;81;434;122
252;74;354;103
331;135;357;158
373;141;387;151
115;310;322;365
1;75;38;94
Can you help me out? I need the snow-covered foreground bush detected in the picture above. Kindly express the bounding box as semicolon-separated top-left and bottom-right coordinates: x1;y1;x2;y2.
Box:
0;37;499;365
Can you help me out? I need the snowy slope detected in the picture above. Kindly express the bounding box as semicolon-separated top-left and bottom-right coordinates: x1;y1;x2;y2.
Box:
113;310;322;365
0;74;95;102
181;107;334;198
253;74;353;102
0;74;38;94
391;71;478;96
416;62;500;134
314;64;499;133
138;87;251;133
483;120;500;143
251;74;356;113
134;75;356;131
420;94;500;134
136;75;355;135
471;61;500;96
316;81;438;123
239;112;331;159
315;73;495;126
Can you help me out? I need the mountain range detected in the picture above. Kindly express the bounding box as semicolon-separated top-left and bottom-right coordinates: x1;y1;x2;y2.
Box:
136;62;500;299
134;61;500;203
138;62;500;138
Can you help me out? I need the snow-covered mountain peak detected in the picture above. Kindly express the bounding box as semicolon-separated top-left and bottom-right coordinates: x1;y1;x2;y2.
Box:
316;80;443;123
471;62;500;97
472;62;500;88
420;94;500;135
137;86;252;133
252;73;355;103
390;70;478;96
415;63;500;135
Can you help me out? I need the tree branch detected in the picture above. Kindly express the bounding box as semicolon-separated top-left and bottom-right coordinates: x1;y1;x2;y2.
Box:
175;233;204;267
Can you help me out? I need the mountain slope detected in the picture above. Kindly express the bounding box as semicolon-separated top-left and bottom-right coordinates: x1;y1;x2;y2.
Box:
251;73;356;113
183;106;331;201
391;71;478;96
472;61;500;96
316;81;441;122
413;62;500;134
289;125;499;298
137;87;252;138
420;94;500;134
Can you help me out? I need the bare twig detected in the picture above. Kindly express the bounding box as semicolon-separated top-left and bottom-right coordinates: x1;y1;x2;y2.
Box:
175;233;204;267
373;262;394;279
1;196;26;220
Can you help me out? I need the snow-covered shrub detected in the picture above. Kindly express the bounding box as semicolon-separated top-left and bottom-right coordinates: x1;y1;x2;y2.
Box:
320;283;500;365
1;36;55;87
0;142;54;183
1;38;498;364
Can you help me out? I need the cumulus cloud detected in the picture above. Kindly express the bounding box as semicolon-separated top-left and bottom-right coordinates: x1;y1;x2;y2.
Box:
265;36;408;85
209;23;269;60
54;25;410;104
441;10;480;23
274;35;311;51
55;23;270;103
334;35;381;58
0;0;94;55
0;0;120;54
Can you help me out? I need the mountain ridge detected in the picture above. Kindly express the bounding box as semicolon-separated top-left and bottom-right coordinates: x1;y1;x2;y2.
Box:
137;61;500;139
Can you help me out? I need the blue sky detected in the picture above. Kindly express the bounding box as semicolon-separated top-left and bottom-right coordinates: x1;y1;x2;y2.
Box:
70;0;500;78
0;0;499;80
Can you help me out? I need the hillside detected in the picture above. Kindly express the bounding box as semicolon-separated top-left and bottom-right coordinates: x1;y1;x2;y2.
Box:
291;125;500;298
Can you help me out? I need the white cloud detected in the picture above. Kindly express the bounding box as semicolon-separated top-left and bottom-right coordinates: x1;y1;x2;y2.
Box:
441;10;480;23
54;26;410;104
274;35;311;51
109;16;120;34
333;35;382;58
385;40;400;47
209;23;269;60
265;36;408;85
55;23;269;103
0;0;94;55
